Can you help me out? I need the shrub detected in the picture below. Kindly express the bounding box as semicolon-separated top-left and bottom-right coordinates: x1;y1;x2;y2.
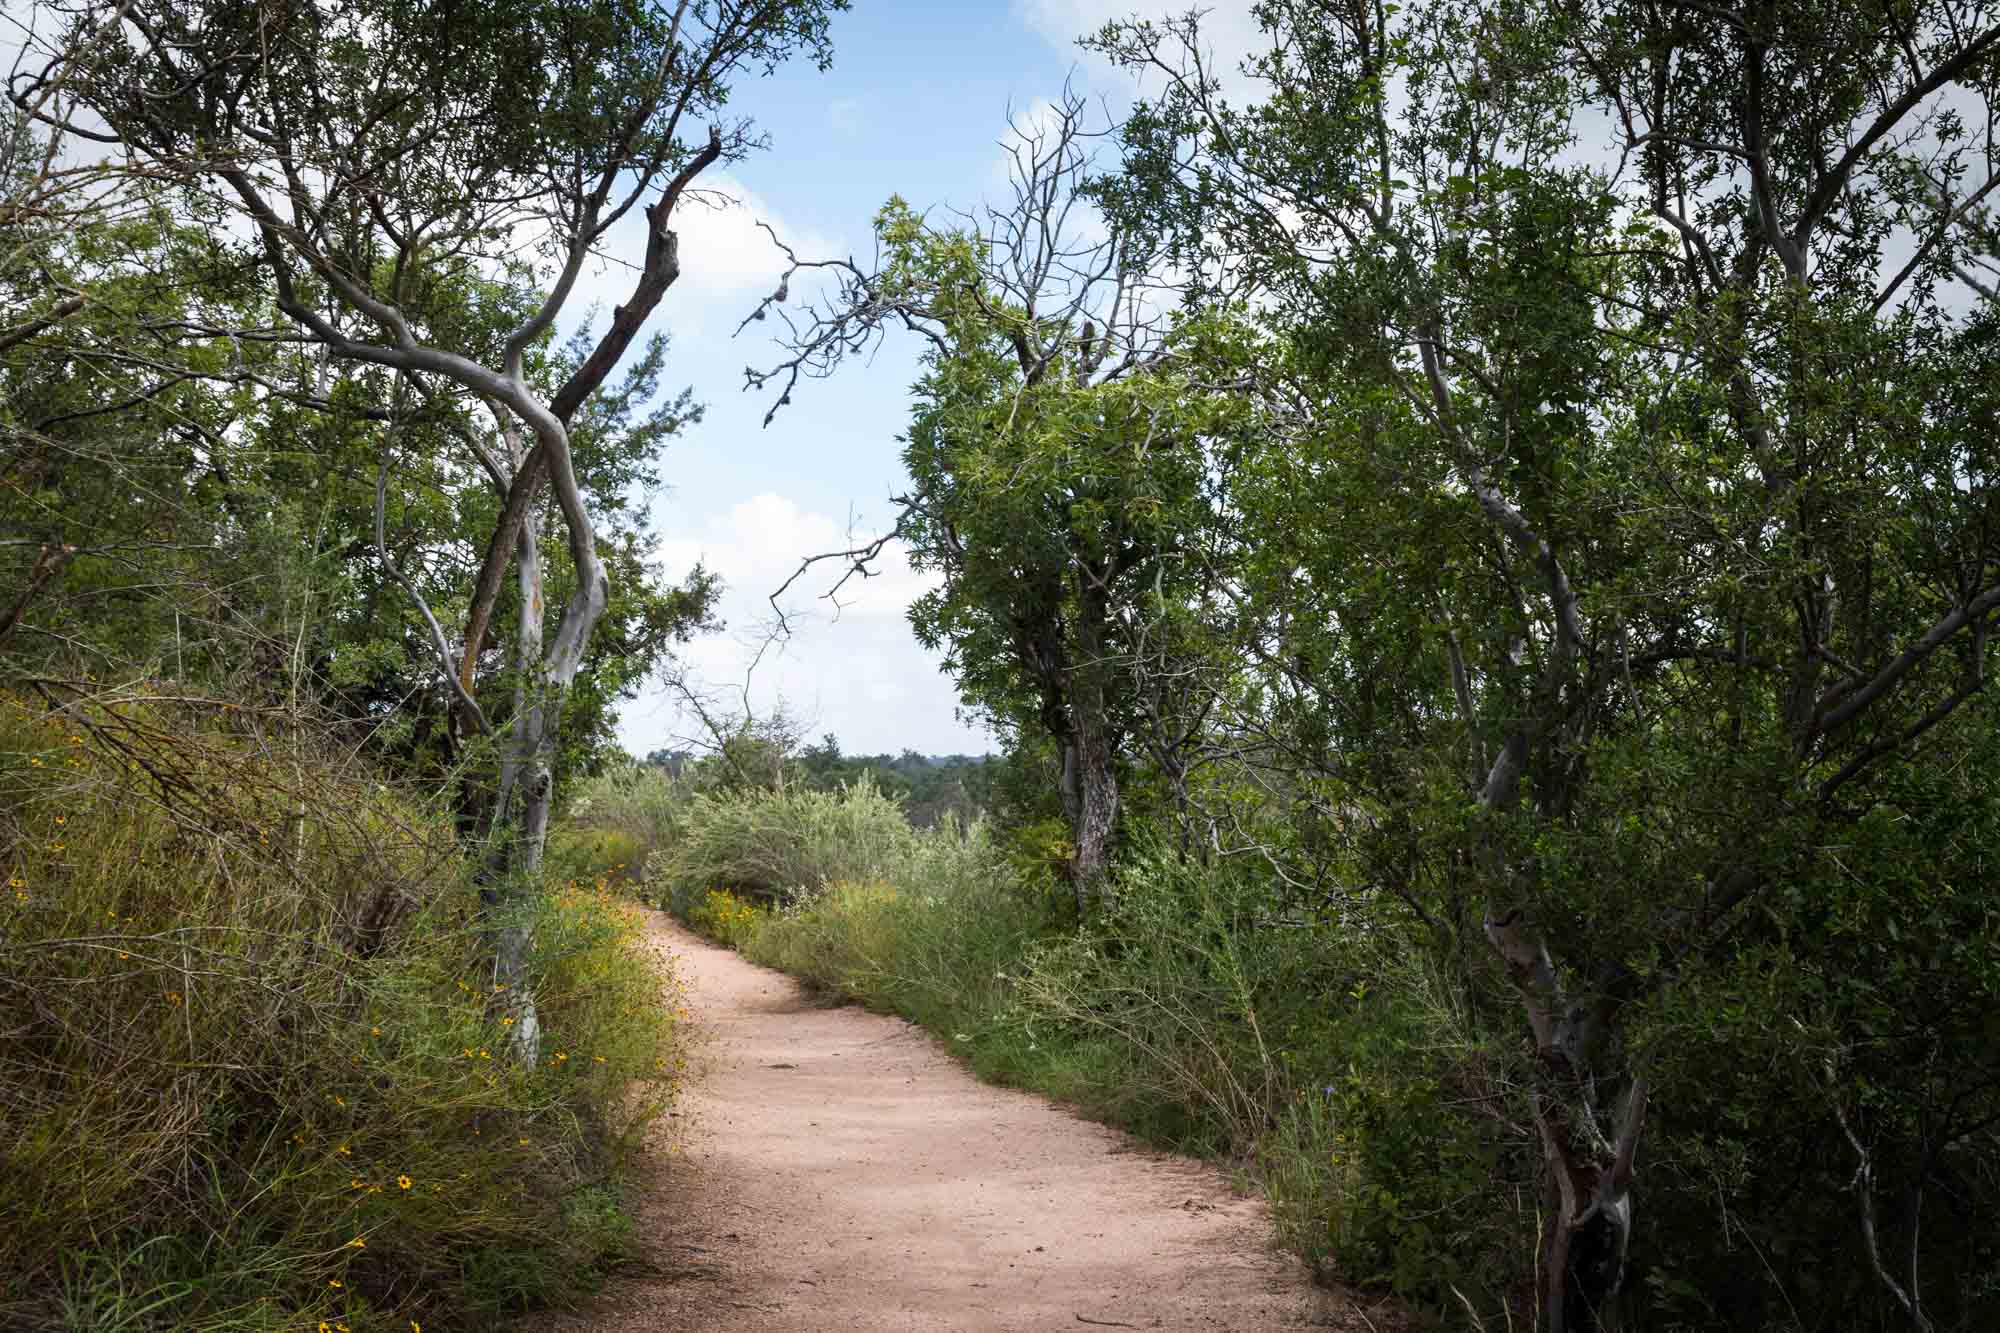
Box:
558;762;690;882
646;777;919;912
544;824;646;889
0;692;687;1331
683;887;766;948
739;823;1045;1041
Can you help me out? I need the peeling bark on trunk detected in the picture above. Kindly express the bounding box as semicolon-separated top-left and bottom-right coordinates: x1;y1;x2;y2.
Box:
1487;913;1647;1332
469;411;607;1067
484;515;548;1062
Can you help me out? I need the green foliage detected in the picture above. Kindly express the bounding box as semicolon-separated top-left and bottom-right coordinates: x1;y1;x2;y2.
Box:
0;695;688;1331
643;778;924;912
791;734;997;829
1003;847;1532;1308
635;781;1531;1314
560;761;693;882
683;887;767;949
742;820;1044;1037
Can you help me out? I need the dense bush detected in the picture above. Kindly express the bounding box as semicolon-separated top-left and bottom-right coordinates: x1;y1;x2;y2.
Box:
0;693;687;1331
644;777;923;912
1002;848;1533;1308
555;762;692;885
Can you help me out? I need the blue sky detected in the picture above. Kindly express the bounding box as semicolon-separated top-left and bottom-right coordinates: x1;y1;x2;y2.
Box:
606;2;1264;759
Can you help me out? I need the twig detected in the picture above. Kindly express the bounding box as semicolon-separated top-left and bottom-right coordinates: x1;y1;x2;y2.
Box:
0;543;74;648
373;430;489;736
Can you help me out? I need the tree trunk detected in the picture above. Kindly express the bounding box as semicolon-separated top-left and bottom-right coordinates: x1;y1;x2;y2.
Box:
1067;587;1120;912
480;515;548;1061
1488;913;1646;1332
1534;1080;1645;1332
1068;716;1120;912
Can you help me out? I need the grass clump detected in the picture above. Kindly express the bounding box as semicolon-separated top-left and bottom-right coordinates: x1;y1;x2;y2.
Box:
646;777;919;912
0;691;688;1332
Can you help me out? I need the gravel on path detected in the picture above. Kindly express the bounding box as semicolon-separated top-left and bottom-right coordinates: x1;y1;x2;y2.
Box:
520;912;1386;1332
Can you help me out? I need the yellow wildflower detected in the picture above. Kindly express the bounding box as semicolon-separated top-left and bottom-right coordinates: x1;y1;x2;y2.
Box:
327;1278;343;1289
397;1174;412;1190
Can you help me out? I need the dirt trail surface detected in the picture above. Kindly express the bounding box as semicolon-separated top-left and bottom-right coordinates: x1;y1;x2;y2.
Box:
523;914;1375;1333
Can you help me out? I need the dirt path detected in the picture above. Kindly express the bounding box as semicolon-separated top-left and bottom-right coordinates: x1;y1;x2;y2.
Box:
526;914;1376;1332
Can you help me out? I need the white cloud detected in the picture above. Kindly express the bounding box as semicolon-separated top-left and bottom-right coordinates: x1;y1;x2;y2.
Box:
622;493;992;758
564;172;845;341
1013;0;1268;103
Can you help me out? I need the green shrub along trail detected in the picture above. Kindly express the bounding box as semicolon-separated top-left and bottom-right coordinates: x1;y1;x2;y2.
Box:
574;755;1998;1331
0;695;689;1331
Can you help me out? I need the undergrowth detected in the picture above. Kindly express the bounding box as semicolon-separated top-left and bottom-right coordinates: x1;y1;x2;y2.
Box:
647;776;922;911
642;780;1522;1319
0;690;688;1332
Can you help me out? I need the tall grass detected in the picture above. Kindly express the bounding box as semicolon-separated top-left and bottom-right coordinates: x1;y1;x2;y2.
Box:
0;690;688;1331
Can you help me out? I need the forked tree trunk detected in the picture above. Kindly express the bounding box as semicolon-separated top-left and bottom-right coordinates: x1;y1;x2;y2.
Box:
474;419;606;1066
1488;913;1648;1331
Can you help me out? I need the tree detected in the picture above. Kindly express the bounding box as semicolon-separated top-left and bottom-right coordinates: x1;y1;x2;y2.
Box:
749;92;1254;907
21;0;848;1057
1094;0;2000;1325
